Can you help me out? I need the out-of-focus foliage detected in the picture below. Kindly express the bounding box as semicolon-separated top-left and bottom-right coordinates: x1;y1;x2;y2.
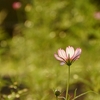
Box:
0;0;100;100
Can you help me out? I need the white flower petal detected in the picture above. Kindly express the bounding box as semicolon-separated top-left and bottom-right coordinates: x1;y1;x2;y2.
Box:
66;46;75;58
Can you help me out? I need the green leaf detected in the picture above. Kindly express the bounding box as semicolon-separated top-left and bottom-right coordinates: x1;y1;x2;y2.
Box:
73;88;77;98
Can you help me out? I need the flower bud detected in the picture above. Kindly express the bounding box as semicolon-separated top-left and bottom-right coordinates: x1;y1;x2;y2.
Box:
54;90;61;97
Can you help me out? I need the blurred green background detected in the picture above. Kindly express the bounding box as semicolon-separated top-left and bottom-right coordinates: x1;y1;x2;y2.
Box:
0;0;100;100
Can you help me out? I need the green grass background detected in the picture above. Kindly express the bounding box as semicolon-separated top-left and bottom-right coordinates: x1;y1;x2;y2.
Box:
0;0;100;100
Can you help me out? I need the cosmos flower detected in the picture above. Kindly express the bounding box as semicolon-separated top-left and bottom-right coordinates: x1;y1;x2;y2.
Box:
12;2;21;10
54;46;82;66
94;12;100;20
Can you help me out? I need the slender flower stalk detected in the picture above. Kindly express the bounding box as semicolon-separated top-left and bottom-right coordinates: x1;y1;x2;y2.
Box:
66;65;70;100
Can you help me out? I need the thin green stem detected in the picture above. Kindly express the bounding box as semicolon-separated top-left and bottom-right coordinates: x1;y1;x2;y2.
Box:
66;65;70;100
72;92;86;100
72;91;98;100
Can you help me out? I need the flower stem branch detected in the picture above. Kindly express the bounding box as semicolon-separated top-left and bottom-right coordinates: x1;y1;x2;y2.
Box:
58;96;66;100
72;91;97;100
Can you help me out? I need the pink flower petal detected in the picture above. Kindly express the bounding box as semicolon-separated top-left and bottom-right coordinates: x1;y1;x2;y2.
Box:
72;48;81;61
74;48;81;57
60;62;65;65
58;49;66;60
66;46;75;58
54;54;64;62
